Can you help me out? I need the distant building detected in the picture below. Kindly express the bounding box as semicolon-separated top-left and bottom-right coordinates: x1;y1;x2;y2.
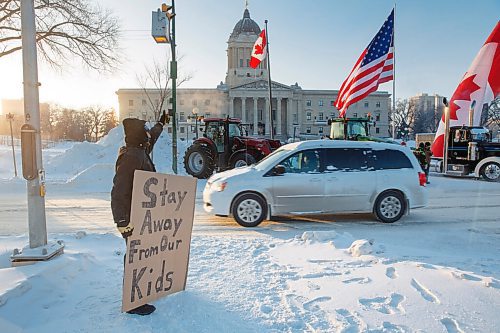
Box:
116;8;391;140
409;93;445;133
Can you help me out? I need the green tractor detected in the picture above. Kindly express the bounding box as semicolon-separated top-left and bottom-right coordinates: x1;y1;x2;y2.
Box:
327;116;395;143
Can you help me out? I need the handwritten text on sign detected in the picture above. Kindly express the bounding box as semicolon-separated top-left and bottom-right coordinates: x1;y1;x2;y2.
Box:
122;170;197;312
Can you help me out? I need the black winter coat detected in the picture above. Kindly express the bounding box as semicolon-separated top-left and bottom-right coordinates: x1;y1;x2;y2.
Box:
110;123;163;227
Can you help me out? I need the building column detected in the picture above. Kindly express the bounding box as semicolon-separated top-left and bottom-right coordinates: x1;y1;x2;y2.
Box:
229;97;234;117
265;98;270;136
277;97;282;136
287;98;292;136
253;97;258;135
241;97;246;123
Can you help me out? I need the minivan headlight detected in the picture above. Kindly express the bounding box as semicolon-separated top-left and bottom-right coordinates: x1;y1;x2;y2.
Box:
212;181;227;192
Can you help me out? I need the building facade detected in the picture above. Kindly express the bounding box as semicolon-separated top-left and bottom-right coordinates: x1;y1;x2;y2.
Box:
409;93;445;133
116;8;391;141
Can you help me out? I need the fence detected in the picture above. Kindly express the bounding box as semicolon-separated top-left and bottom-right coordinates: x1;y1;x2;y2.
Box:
0;135;60;149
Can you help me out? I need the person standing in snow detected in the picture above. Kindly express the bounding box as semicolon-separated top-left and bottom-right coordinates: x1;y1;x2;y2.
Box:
111;112;168;316
424;142;433;184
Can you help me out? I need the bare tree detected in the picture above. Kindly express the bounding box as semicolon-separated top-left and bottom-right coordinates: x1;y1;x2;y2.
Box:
0;0;120;71
81;106;108;141
137;56;192;122
391;99;417;139
100;108;118;136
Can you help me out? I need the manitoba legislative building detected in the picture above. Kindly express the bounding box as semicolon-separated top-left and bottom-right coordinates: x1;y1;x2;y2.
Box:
116;9;391;141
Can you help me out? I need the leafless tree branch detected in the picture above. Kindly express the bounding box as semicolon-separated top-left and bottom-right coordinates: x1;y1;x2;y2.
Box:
0;0;121;72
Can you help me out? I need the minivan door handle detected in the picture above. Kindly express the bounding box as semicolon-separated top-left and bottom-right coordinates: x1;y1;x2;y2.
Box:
309;178;321;182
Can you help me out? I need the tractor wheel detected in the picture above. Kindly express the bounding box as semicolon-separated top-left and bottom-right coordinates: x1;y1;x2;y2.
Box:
183;144;215;179
480;161;500;182
230;152;257;168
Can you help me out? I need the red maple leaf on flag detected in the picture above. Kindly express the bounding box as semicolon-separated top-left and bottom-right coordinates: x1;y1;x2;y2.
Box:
448;74;481;120
254;43;265;55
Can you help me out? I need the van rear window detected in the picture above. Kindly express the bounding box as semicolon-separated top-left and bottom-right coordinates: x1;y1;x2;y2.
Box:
372;149;413;170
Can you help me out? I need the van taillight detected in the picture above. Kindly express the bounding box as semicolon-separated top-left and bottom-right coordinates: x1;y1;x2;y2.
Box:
418;172;427;186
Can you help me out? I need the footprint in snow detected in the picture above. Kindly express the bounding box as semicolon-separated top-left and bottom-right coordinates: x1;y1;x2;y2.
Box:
450;270;481;282
303;296;332;311
410;278;440;304
342;277;371;284
440;317;465;333
385;267;397;279
335;308;366;333
359;293;405;314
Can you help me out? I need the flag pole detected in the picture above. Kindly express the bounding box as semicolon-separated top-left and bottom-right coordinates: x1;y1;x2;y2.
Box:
265;20;274;139
392;3;396;139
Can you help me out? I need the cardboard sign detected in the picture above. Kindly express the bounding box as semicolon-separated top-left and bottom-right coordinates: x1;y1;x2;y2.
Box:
122;170;197;312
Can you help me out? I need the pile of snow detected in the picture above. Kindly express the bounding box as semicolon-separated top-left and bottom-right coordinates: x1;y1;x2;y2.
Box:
348;239;373;257
1;125;192;188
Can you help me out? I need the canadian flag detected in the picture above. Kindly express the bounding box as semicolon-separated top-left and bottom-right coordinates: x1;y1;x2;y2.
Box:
432;21;500;158
250;29;267;69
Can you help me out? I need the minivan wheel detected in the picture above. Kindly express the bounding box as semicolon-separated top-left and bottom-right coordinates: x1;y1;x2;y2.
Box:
374;190;406;223
232;193;267;227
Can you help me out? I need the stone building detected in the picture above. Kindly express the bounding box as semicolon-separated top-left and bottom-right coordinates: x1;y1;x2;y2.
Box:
409;93;445;133
116;8;391;140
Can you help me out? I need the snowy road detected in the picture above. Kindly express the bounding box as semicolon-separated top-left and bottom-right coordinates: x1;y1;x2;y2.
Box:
1;173;499;332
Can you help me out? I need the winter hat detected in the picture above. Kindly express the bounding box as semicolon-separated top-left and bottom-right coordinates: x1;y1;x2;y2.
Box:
123;118;148;146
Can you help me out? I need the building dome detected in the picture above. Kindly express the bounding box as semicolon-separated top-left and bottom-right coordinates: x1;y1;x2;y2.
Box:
230;9;261;38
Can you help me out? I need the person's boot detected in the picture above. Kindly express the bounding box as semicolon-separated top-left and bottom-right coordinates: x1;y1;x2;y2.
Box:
127;304;156;315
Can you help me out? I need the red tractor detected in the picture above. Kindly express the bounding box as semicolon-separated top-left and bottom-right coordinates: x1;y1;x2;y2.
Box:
183;117;281;179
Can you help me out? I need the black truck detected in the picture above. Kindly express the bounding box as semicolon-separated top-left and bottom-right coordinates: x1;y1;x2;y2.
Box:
445;126;500;181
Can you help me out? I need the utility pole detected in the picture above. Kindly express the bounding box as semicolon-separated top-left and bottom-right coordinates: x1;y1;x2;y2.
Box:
169;0;178;174
6;113;18;177
20;0;47;249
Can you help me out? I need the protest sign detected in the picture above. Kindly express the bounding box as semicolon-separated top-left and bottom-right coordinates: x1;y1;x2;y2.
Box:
122;170;197;312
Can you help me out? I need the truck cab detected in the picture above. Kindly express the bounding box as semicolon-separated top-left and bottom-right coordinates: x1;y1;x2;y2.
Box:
446;126;500;181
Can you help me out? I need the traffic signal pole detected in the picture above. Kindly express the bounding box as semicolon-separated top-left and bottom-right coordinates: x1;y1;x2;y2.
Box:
169;0;178;174
20;0;47;248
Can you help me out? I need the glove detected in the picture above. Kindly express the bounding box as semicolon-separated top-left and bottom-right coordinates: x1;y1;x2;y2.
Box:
158;111;169;125
117;219;134;239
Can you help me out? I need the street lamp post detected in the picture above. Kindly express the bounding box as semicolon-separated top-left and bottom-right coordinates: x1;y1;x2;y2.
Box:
191;107;199;139
6;113;18;177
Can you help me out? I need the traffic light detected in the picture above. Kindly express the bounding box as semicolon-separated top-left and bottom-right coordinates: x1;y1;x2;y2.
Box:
152;3;175;44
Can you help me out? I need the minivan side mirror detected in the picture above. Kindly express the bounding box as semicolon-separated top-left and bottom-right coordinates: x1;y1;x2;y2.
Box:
274;165;286;175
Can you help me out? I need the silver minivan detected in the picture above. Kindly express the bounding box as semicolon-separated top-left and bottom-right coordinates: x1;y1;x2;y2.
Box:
203;140;428;227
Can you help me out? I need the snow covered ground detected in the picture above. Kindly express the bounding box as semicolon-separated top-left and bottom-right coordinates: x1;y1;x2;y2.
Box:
0;127;499;332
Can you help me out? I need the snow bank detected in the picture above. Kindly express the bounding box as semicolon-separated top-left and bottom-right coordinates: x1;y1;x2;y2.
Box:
1;124;192;187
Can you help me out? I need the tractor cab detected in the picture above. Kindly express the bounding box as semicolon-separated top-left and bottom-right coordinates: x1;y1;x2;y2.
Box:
328;117;371;140
202;118;242;153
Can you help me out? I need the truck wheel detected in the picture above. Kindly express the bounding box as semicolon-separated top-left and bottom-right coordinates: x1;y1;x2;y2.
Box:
230;152;257;168
183;145;215;179
232;193;267;227
374;190;406;223
480;162;500;182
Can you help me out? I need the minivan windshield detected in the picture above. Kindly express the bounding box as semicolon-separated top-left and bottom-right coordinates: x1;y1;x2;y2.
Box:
253;147;293;171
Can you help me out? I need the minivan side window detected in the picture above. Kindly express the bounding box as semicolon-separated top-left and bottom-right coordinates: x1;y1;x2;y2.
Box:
372;149;413;170
324;148;372;172
280;149;321;174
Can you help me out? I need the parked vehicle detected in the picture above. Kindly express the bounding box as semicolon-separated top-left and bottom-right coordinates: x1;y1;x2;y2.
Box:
444;126;500;181
183;117;281;179
203;140;427;227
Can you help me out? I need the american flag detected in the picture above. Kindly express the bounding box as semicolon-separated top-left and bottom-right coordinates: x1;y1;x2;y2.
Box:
335;9;394;117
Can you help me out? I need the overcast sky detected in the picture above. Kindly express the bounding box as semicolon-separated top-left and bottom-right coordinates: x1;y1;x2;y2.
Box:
0;0;499;113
